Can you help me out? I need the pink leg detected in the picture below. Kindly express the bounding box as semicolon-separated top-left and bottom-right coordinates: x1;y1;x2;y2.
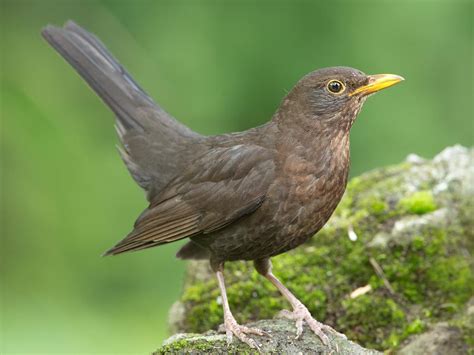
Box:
215;264;268;350
255;259;340;345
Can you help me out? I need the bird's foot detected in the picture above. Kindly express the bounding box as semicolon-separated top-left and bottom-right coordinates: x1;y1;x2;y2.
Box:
218;316;269;351
278;304;340;345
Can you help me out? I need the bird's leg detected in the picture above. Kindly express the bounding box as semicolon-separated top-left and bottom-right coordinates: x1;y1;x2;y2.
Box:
254;258;336;345
213;261;267;350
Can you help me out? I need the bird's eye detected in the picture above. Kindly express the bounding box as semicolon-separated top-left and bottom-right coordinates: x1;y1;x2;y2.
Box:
327;80;345;94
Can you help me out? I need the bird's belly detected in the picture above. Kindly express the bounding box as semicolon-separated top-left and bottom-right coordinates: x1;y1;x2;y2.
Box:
202;172;347;262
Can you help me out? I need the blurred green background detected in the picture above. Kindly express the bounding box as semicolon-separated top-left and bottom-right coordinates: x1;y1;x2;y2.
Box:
1;0;472;353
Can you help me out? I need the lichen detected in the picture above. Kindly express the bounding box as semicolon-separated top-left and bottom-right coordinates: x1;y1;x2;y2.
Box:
170;147;474;352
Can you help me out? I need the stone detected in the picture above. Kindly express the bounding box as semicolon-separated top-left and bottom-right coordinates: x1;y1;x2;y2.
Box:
157;319;380;354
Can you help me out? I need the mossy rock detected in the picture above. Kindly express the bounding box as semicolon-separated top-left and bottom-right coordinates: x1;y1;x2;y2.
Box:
156;318;380;354
166;146;474;353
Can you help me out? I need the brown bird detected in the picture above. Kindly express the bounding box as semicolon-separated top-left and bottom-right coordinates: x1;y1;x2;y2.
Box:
42;21;404;350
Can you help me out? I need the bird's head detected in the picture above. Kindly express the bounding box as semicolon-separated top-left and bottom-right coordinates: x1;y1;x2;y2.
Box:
276;66;404;132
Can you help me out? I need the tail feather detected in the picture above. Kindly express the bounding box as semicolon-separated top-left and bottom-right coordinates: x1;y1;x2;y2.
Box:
42;22;145;131
42;21;203;195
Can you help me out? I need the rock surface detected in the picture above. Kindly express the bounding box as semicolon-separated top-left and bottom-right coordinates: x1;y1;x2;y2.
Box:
160;146;473;353
156;319;380;354
398;297;474;355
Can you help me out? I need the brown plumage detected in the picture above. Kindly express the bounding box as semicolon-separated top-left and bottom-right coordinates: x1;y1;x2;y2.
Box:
42;21;404;350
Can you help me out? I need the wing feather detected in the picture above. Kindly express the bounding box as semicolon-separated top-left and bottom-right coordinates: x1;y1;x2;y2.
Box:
104;145;275;256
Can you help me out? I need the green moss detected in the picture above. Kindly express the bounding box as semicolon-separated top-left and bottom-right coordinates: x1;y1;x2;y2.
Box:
399;190;437;215
175;153;473;352
346;163;411;197
340;295;405;348
358;194;388;219
403;318;426;337
156;336;258;354
158;338;195;353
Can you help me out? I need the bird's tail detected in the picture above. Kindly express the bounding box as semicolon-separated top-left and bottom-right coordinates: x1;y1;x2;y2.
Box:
42;21;202;194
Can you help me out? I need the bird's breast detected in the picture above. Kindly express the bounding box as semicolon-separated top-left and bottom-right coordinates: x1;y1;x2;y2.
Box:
272;133;350;240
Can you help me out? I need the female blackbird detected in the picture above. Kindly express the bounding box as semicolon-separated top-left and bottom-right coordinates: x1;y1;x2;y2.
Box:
42;21;404;350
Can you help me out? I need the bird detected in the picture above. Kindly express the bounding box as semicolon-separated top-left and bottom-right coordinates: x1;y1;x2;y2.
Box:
42;21;404;350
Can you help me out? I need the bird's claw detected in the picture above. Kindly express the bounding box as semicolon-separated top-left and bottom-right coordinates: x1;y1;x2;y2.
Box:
277;305;331;345
219;317;269;351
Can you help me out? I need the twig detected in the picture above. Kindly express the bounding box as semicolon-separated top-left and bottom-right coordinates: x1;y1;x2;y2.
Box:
369;257;395;295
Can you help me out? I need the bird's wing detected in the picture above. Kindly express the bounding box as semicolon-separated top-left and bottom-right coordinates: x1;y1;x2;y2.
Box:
104;144;276;255
41;21;203;195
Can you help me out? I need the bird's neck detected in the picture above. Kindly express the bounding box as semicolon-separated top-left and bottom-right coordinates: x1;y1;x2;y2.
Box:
271;110;352;182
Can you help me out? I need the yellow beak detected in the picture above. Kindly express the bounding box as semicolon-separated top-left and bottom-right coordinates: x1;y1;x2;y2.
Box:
350;74;404;96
